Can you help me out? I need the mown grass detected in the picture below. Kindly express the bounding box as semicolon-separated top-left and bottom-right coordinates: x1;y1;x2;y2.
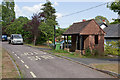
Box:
90;63;119;73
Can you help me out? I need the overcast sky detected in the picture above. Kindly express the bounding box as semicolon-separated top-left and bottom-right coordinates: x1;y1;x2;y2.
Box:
14;0;118;28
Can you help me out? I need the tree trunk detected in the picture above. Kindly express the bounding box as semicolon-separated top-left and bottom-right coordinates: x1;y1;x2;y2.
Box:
33;35;37;46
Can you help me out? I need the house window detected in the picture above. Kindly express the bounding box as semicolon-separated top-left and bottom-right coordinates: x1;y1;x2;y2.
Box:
95;35;98;44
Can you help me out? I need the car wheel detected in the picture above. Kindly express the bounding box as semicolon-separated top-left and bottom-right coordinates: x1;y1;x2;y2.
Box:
11;41;14;45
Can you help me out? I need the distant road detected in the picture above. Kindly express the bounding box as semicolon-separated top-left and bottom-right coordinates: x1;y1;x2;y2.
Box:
2;42;113;78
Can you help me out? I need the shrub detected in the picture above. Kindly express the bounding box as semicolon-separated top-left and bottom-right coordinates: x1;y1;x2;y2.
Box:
92;49;99;56
105;41;120;56
84;48;92;56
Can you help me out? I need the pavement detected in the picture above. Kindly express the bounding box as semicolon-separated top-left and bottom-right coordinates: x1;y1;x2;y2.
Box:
2;42;114;78
68;57;119;65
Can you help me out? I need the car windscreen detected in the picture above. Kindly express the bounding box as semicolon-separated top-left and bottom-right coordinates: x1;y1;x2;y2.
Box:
13;35;22;39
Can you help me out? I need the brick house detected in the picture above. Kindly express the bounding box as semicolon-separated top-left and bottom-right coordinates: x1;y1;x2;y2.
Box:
63;19;105;54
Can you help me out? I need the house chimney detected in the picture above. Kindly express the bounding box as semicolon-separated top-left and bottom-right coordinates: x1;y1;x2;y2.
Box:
102;20;106;24
82;19;86;22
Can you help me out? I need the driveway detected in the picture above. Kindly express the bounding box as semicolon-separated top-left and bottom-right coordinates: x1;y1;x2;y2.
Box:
2;42;114;78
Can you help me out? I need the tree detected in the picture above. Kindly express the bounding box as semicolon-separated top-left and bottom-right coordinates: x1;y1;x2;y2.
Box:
6;16;29;36
107;1;120;15
107;1;120;23
95;16;109;25
40;0;57;42
2;0;15;34
110;19;120;24
24;14;41;45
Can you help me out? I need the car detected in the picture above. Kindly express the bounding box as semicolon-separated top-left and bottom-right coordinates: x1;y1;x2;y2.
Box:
8;34;23;45
2;35;7;41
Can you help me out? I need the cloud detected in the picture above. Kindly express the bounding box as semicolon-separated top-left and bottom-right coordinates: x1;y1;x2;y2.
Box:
15;2;59;19
22;3;43;14
15;3;44;19
56;13;62;18
15;4;26;18
54;2;59;6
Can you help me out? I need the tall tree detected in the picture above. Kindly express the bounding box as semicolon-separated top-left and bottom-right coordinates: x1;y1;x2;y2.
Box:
95;16;109;25
24;14;41;45
2;0;15;26
40;0;57;42
107;1;120;23
2;0;15;34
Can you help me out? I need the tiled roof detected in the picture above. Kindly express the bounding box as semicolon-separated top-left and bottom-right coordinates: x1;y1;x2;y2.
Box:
63;19;92;35
103;24;120;38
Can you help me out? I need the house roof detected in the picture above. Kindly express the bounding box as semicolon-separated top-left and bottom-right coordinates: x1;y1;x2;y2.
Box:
103;24;120;38
63;19;105;35
63;19;92;35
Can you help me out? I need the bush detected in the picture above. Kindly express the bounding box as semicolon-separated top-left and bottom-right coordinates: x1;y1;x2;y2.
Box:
92;49;99;56
105;41;120;56
84;48;92;56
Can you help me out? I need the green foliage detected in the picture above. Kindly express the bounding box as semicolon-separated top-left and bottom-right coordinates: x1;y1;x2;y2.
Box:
52;49;69;53
95;16;109;25
92;49;99;56
84;48;92;56
6;16;29;35
107;1;120;23
2;0;15;35
40;0;58;42
110;19;120;24
2;0;15;26
105;41;120;56
107;1;120;15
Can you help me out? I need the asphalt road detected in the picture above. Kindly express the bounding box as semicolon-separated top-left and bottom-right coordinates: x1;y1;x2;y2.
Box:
2;42;113;78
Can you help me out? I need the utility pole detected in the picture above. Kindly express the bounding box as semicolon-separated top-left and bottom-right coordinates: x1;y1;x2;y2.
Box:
54;25;56;49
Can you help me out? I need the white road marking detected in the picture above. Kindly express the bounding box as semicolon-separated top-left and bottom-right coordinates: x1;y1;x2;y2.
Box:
34;52;38;54
35;56;41;60
15;54;17;56
49;56;54;59
30;72;36;78
28;57;31;58
40;55;54;59
24;53;27;55
17;56;20;59
44;53;46;54
21;60;24;63
25;65;29;69
12;52;14;53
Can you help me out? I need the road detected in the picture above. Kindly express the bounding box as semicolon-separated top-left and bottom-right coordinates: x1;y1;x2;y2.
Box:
2;42;113;78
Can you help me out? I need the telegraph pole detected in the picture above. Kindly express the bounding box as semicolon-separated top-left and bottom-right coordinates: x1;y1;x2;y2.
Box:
54;25;56;49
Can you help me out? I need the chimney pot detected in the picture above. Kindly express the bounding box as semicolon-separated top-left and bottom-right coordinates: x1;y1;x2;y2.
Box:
82;19;86;22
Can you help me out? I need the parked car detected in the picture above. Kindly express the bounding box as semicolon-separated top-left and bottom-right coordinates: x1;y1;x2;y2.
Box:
2;35;7;41
8;34;23;45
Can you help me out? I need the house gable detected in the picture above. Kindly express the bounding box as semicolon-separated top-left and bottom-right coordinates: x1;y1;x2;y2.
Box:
80;20;105;35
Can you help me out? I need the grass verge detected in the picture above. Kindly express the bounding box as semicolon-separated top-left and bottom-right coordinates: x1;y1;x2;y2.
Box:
2;48;21;78
90;63;119;74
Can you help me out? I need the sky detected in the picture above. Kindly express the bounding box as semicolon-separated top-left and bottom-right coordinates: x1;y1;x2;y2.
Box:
13;0;118;28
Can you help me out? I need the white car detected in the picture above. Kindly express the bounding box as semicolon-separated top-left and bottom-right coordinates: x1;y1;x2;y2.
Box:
8;34;23;45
